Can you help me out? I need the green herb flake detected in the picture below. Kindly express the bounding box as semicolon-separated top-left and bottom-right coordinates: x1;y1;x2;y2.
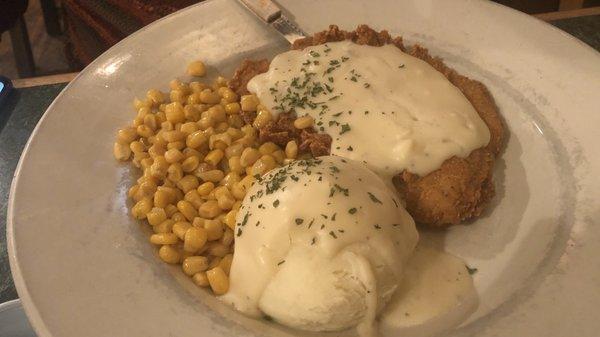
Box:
368;192;383;204
340;124;351;135
295;218;304;225
273;199;280;208
349;207;357;214
466;265;478;275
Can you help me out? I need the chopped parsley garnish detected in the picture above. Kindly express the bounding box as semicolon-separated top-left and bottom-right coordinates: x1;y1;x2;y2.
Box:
348;208;357;214
466;265;478;275
374;224;382;230
340;124;351;135
273;199;280;207
368;192;382;204
329;231;338;239
295;218;304;225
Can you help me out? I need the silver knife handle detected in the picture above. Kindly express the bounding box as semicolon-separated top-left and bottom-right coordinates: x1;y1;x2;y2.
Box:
239;0;282;23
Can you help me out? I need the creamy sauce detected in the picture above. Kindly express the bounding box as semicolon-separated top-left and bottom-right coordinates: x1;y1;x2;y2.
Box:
222;156;419;334
380;244;478;337
248;41;490;178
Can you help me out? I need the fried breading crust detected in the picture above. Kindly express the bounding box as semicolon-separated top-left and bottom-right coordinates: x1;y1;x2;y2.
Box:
229;25;504;227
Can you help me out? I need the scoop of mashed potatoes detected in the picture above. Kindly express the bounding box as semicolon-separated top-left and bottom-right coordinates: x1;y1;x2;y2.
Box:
222;156;418;332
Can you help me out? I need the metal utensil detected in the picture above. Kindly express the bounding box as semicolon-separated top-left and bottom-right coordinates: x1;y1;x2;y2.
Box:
239;0;306;44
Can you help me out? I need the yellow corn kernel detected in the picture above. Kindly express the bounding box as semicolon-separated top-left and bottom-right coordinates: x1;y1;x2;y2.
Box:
214;186;235;210
253;109;273;129
228;156;243;174
204;219;224;240
177;175;199;193
165;204;178;217
153;189;171;208
197;170;224;183
160;121;174;132
187;60;206;77
285;140;298;159
158;245;181;264
251;155;277;176
153;219;175;233
147;207;167;226
206;267;229;295
164;148;184;164
113;142;131;161
209;133;232;151
192;272;210;287
167;163;184;182
172;221;192;240
294;115;314;129
143;114;157;131
199;89;220;104
192;217;205;228
199;200;222;219
132;197;153;219
177;200;198;221
128;184;140;200
221;172;240;189
180;121;199;135
197;182;215;196
169;89;186;104
116;127;138;144
136;125;154;138
259;142;279;155
171;212;186;222
186;130;208;149
224;102;240;115
165;102;186;124
204;149;224;166
181;156;200;173
207;105;226;123
184;227;208;253
184;104;201;121
183;148;202;160
167;141;185;151
150;233;178;245
162;130;186;142
239;147;260;167
240;94;259;111
182;256;209;276
223;210;237;230
184;190;204;209
271;150;285;164
129;140;145;154
189;81;207;93
219;254;234;275
221;229;234;246
146;89;165;105
198;115;215;130
207;242;229;257
169;79;183;91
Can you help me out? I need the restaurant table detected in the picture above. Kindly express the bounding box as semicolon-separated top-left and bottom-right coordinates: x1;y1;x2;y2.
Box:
1;13;599;305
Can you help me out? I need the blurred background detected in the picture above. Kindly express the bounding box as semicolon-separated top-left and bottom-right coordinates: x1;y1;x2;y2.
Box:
0;0;599;80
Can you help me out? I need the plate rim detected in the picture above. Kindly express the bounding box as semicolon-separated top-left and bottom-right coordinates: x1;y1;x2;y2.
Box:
7;0;600;336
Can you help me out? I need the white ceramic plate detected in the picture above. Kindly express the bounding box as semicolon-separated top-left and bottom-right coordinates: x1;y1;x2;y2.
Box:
0;300;36;337
7;0;600;336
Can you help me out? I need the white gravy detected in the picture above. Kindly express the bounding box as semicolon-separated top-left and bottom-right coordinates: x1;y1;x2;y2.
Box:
380;244;478;337
248;40;490;178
